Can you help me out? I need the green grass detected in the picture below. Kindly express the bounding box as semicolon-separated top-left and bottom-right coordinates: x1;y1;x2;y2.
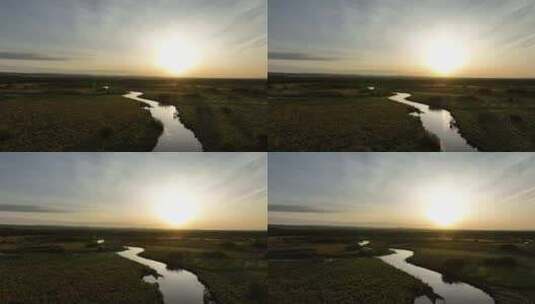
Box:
407;245;535;303
0;74;266;152
141;80;267;151
267;78;439;151
269;96;439;151
0;253;162;304
268;227;437;303
0;226;267;304
269;258;434;304
269;225;535;304
0;94;162;151
268;74;535;151
409;89;535;151
136;237;267;304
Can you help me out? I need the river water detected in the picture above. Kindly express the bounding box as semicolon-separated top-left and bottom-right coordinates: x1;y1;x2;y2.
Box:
123;92;202;152
388;93;476;152
379;249;494;304
118;246;214;304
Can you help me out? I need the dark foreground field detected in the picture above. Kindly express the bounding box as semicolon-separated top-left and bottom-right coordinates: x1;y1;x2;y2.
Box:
0;226;267;304
0;73;266;151
269;225;535;304
269;73;535;151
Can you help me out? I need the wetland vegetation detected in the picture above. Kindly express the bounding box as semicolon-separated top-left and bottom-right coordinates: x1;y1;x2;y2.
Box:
0;225;267;304
268;73;535;152
268;225;535;304
0;73;266;152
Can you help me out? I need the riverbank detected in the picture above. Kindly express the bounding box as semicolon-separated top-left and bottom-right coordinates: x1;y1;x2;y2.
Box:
0;74;265;152
140;79;267;151
388;93;476;152
137;238;267;304
269;73;535;151
0;226;267;304
408;87;535;151
268;227;437;303
380;249;492;303
123;92;203;152
405;246;535;303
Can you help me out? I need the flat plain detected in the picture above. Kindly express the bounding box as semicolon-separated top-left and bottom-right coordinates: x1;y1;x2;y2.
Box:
0;73;267;152
268;73;535;152
0;225;267;304
268;225;535;304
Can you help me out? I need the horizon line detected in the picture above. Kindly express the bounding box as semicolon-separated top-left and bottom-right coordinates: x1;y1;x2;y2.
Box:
268;223;535;233
268;71;535;81
0;223;267;232
0;70;267;81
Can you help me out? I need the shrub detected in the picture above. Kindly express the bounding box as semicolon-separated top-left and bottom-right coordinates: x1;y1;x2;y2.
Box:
252;238;267;249
442;258;466;273
483;257;517;268
247;281;267;302
0;126;11;141
202;251;227;258
98;127;113;139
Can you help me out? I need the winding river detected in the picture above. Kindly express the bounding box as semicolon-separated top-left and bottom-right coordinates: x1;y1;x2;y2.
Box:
118;246;215;304
379;249;494;304
123;92;202;152
388;93;476;152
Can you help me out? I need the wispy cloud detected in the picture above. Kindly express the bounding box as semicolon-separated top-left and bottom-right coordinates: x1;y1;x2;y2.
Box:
0;52;70;61
269;204;338;213
268;51;338;61
0;204;68;213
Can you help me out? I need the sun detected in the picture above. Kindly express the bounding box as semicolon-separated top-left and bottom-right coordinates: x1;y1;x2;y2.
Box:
424;36;467;76
422;187;468;228
155;36;199;76
153;188;198;227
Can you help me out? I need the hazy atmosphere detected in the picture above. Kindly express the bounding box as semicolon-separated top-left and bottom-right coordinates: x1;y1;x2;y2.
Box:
0;0;266;78
269;0;535;77
269;153;535;230
0;153;266;230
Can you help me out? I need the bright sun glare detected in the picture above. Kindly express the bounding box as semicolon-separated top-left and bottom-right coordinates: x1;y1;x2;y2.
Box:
156;36;199;76
423;188;468;228
153;188;198;227
424;36;467;76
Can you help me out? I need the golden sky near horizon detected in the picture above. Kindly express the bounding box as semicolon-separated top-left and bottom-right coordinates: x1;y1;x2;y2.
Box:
0;153;267;230
269;0;535;78
269;153;535;231
0;1;266;78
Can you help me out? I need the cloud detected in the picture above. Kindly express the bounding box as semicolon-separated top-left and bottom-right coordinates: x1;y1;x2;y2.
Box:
0;52;69;61
269;204;337;213
268;52;337;61
0;204;67;213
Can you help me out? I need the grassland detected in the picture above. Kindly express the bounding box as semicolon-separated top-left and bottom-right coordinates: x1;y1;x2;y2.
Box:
268;226;438;303
405;78;535;151
0;228;162;304
133;231;267;304
0;73;266;152
405;236;535;303
0;74;162;151
0;226;266;304
269;73;535;151
140;79;267;151
269;225;535;304
268;74;439;151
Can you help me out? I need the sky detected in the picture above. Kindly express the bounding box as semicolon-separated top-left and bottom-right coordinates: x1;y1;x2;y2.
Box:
0;153;266;230
269;153;535;230
0;0;266;78
269;0;535;78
